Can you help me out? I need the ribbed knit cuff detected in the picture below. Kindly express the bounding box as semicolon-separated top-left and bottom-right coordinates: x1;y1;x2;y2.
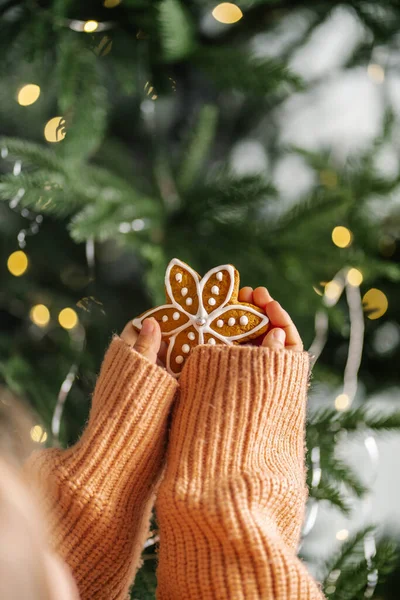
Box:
54;335;179;502
165;345;310;486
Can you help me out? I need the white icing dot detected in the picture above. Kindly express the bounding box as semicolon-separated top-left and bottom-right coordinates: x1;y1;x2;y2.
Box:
186;297;193;306
182;344;190;353
162;315;168;322
240;315;249;326
173;312;180;320
228;317;236;327
188;332;195;340
216;272;223;281
176;355;184;364
175;273;182;282
216;319;224;328
211;285;219;295
208;298;216;306
208;338;216;345
181;287;188;297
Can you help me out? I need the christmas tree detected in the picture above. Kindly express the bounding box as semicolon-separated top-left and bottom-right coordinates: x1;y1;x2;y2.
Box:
1;0;400;597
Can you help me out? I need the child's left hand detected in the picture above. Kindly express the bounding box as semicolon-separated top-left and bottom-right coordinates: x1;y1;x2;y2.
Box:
238;286;304;352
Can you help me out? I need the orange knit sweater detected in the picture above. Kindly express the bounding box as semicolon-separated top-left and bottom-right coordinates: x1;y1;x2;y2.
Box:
25;336;325;600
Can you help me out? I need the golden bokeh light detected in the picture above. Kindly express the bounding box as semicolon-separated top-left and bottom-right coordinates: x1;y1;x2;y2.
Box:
367;63;385;84
30;425;48;443
30;304;50;327
336;529;349;541
335;393;350;411
104;0;121;6
7;250;28;276
58;307;79;330
332;226;353;248
17;84;41;106
212;3;243;24
362;288;388;320
44;116;66;143
319;170;338;188
83;20;99;33
346;268;363;287
324;280;342;301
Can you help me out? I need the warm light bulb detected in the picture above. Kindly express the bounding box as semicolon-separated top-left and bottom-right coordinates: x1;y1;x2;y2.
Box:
103;0;121;6
335;393;350;411
7;250;28;276
44;116;66;143
347;268;363;287
30;425;48;443
363;288;388;320
17;84;41;106
30;304;50;327
212;3;243;24
336;529;349;541
324;281;342;301
367;63;385;84
58;308;78;330
332;226;352;248
83;20;99;33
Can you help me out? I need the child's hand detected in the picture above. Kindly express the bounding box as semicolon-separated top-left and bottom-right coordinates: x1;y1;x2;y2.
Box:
120;318;167;367
238;286;304;352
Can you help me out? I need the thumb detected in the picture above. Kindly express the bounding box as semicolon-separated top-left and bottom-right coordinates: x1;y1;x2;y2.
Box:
262;327;286;351
133;318;161;364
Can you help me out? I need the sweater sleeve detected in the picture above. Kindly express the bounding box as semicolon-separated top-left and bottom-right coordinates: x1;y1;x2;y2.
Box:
24;336;179;600
155;344;325;600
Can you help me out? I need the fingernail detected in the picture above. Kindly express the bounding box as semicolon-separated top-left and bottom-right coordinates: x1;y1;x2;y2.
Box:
141;318;154;335
272;328;286;344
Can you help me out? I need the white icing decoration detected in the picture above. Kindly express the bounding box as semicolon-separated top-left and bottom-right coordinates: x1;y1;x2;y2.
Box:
176;355;184;364
188;332;195;340
182;344;190;353
162;315;168;322
216;272;223;281
211;285;219;295
208;338;216;345
181;287;188;296
186;297;193;305
208;298;216;306
175;273;182;282
240;315;248;326
216;319;224;328
228;317;236;326
173;312;180;320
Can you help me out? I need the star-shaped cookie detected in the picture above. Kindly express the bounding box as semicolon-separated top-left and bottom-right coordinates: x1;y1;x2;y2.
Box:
132;258;270;377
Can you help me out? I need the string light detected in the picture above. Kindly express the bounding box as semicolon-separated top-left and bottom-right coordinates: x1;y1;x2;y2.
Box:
336;529;349;541
335;393;350;411
347;268;363;287
30;425;47;443
103;0;121;6
324;280;342;301
83;20;99;33
212;3;243;24
362;288;388;320
30;304;50;327
44;116;66;143
332;226;353;248
7;250;28;276
58;308;79;330
319;170;338;188
17;84;41;106
367;63;385;84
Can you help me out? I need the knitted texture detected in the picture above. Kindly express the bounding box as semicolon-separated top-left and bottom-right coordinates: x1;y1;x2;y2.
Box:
25;336;178;600
155;345;325;599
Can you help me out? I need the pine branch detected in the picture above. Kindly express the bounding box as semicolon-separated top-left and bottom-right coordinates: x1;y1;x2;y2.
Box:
310;406;400;433
0;137;64;172
310;480;351;514
158;0;196;62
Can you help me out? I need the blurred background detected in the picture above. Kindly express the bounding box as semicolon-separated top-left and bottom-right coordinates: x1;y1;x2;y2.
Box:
0;1;399;598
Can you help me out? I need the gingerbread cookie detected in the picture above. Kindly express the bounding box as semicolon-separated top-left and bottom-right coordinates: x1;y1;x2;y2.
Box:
132;258;269;377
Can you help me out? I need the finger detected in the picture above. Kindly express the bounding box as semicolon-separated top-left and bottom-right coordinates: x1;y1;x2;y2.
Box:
253;286;274;308
133;318;162;364
262;327;286;351
264;301;303;351
238;287;253;303
120;321;139;346
158;340;168;365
